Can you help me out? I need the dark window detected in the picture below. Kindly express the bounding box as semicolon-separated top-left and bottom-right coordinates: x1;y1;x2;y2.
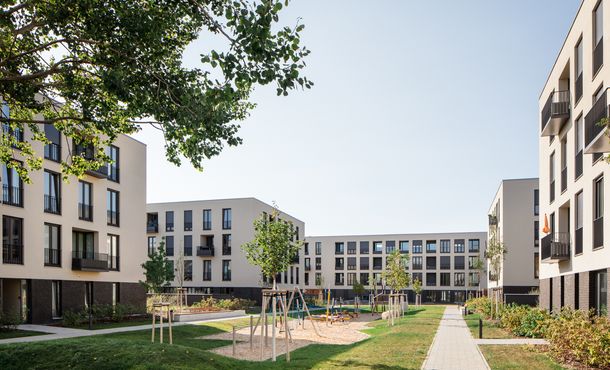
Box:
44;223;61;267
203;260;212;281
593;1;604;75
575;39;583;102
360;273;369;286
594;269;608;316
165;236;174;256
44;125;61;162
315;273;322;286
534;189;540;215
373;257;383;270
222;208;232;229
469;272;480;287
412;240;422;254
72;231;95;261
44;170;61;214
575;116;584;179
222;234;231;255
304;257;311;271
347;272;356;286
347;241;356;254
412;256;422;270
315;257;321;270
426;273;436;286
107;189;119;226
454;272;465;286
184;235;192;256
594;176;604;249
550;152;556;203
2;163;23;207
147;236;156;256
454;239;465;253
304;272;309;286
426;240;436;253
468;239;480;253
335;242;344;254
360;241;369;254
165;211;174;232
534;252;539;279
107;234;119;270
335;273;344;286
440;273;450;286
51;281;62;318
412;273;423;285
347;257;357;270
184;210;192;231
575;190;584;254
315;242;322;255
360;256;369;270
202;209;212;230
147;213;158;233
386;241;395;254
304;242;309;255
373;241;383;254
534;221;540;247
440;240;450;253
426;256;436;269
440;256;450;270
399;240;409;253
335;257;344;270
222;260;231;281
454;256;465;270
184;260;193;281
78;181;92;221
107;145;119;182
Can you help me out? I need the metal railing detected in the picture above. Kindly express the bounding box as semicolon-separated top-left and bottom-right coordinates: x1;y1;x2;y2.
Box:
107;210;120;226
2;185;23;207
541;90;570;131
594;217;604;249
585;89;607;148
202;221;212;230
72;250;109;271
3;243;23;264
44;143;61;162
44;248;61;266
196;245;215;257
78;203;93;221
44;195;61;214
108;166;119;182
594;38;604;75
575;150;583;179
147;222;158;233
184;222;192;231
541;232;571;261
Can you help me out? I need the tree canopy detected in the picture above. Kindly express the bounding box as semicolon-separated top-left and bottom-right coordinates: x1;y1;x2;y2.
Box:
381;250;410;293
0;0;311;181
140;239;175;293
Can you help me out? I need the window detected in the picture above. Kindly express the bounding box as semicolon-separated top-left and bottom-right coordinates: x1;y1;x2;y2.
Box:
165;236;174;256
594;269;608;316
454;256;465;270
335;257;344;270
304;257;311;271
454;239;465;253
107;189;119;226
184;235;192;256
360;241;369;254
107;145;119;182
561;138;567;193
84;282;93;309
426;256;436;270
3;216;23;264
594;1;604;75
347;273;356;286
184;260;193;281
399;240;409;253
347;257;356;270
373;241;382;254
147;213;158;232
342;241;355;255
360;256;369;270
184;210;192;231
360;273;369;286
373;273;382;285
203;260;212;281
550;152;556;203
468;239;480;253
440;256;450;270
44;125;61;162
534;221;540;247
222;260;231;281
315;273;322;286
575;38;583;102
222;208;232;229
385;241;395;254
534;189;540;215
440;240;450;253
304;272;309;286
412;256;422;270
412;273;422;285
165;211;174;232
594;176;604;249
534;252;540;279
412;240;422;254
454;272;465;286
426;273;436;286
202;209;212;230
575;116;584;179
315;242;322;255
2;163;23;207
107;234;119;270
73;231;94;260
44;223;61;267
576;190;584;254
335;273;344;286
1;105;23;143
51;281;62;318
112;283;120;307
43;170;61;214
335;242;344;254
426;240;436;253
304;242;309;255
315;257;321;270
440;273;450;287
290;266;294;284
147;236;156;256
373;257;383;270
469;272;480;287
222;234;231;255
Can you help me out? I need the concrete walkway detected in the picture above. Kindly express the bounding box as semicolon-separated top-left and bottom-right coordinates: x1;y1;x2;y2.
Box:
0;314;249;345
422;306;490;370
474;338;548;345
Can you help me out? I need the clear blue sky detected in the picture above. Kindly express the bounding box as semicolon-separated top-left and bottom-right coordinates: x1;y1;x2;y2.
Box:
135;0;581;236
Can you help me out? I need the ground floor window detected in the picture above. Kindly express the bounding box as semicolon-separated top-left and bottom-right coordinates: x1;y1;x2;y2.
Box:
51;280;62;318
112;282;120;307
594;270;608;316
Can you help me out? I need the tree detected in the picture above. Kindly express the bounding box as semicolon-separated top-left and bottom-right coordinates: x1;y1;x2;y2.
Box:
0;0;312;181
486;224;507;283
412;278;422;306
352;280;365;310
241;207;303;289
381;250;410;293
470;257;485;297
140;239;175;293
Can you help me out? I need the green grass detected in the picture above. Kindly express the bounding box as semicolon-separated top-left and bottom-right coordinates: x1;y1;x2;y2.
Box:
0;330;48;340
480;345;566;370
464;313;515;339
0;305;445;370
67;317;152;330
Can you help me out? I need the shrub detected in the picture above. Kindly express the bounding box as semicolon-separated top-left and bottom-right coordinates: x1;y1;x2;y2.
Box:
466;297;493;318
0;312;22;331
517;307;550;338
62;310;88;327
62;303;146;327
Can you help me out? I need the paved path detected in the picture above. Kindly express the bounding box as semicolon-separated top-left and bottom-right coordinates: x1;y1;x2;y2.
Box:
422;306;490;370
0;314;249;345
474;338;548;345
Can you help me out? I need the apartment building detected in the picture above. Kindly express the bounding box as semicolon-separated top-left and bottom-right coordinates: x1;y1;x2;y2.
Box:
146;198;304;303
487;178;540;305
302;232;487;303
538;0;609;316
0;106;147;323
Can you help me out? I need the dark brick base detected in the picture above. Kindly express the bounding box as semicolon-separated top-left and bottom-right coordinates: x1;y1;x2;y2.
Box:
539;269;610;317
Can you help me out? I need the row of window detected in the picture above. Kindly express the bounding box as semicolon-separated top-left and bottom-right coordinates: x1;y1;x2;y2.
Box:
171;259;232;282
304;255;481;271
304;239;481;256
147;234;232;257
1;215;119;269
148;208;233;232
302;271;481;287
48;281;121;319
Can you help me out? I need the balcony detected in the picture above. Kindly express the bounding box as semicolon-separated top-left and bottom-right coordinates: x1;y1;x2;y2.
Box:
488;215;497;226
44;248;61;266
74;144;109;178
72;251;109;271
147;222;158;233
541;232;571;263
541;90;570;136
584;89;610;154
196;245;215;257
594;38;603;76
86;164;108;179
2;243;23;264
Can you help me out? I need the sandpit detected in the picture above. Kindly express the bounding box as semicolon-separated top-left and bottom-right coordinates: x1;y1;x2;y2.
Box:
197;313;378;361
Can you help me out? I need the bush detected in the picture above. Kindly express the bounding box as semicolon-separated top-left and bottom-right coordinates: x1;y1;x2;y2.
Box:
62;303;146;327
62;310;88;327
0;312;22;331
191;297;255;311
499;304;549;338
466;297;493;318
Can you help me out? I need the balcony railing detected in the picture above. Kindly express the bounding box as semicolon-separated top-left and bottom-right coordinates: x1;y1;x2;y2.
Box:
107;210;120;226
86;164;108;179
561;167;567;193
373;264;383;270
488;215;497;226
147;222;158;233
72;251;109;271
575;227;583;255
347;264;356;270
196;245;215;257
575;73;583;103
78;203;93;221
584;89;610;153
575;150;583;179
108;255;120;271
3;243;23;264
44;248;61;266
184;222;192;231
541;90;570;136
541;232;571;262
594;38;603;76
2;185;23;207
594;217;604;249
44;195;61;214
203;221;212;230
44;143;61;162
108;166;119;182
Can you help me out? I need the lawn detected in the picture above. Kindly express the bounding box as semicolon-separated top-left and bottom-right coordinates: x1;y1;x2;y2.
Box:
480;345;566;370
464;313;515;339
0;305;445;370
0;330;48;340
66;317;152;330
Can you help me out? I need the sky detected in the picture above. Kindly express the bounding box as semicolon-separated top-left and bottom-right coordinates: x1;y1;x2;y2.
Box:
134;0;582;236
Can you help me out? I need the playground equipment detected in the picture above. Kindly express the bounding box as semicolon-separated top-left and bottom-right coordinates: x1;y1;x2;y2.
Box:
151;302;173;344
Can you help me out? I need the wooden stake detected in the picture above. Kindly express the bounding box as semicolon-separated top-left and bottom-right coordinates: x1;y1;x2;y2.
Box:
284;295;290;362
232;326;236;356
272;294;277;361
250;315;253;350
151;307;156;343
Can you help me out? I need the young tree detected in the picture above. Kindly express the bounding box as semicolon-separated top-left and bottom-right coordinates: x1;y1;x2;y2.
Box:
470;257;485;297
381;250;410;293
140;239;175;293
352;280;365;310
412;278;423;306
241;208;303;289
0;0;312;181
